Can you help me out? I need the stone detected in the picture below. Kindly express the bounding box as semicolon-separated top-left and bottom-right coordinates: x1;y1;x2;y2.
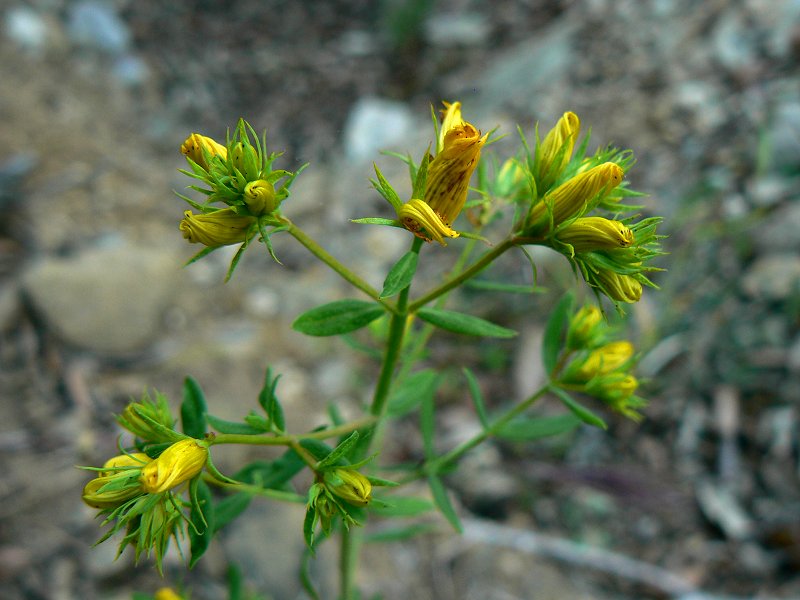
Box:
67;1;130;54
343;97;414;163
22;243;183;355
741;254;800;301
424;13;491;47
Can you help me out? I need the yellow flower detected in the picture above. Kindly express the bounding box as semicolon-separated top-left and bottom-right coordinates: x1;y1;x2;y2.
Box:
243;179;277;216
180;133;227;171
567;304;603;349
140;439;208;494
526;162;624;234
556;217;634;253
82;461;149;509
570;340;634;381
593;270;643;303
538;111;580;185
102;452;152;475
399;101;487;245
179;208;256;247
324;468;372;506
154;588;184;600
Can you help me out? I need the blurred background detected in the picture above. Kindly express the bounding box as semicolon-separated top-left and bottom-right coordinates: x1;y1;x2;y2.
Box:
1;0;798;598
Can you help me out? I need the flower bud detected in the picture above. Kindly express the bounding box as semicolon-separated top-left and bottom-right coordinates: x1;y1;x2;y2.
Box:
567;340;634;382
566;305;603;350
82;467;147;509
398;198;459;246
231;141;260;181
102;452;152;475
538;111;580;185
180;133;227;171
155;588;184;600
586;373;639;403
593;270;643;303
323;468;372;506
425;117;487;228
243;179;278;215
140;439;208;494
556;217;634;253
495;158;526;199
179;208;256;247
117;393;175;443
526;162;624;234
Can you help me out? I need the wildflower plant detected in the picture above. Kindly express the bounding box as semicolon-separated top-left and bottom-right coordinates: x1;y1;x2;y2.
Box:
82;102;665;598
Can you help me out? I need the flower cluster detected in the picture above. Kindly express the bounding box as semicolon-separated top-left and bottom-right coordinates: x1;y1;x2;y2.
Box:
177;120;307;278
81;395;209;572
510;112;664;307
556;304;647;420
306;466;374;544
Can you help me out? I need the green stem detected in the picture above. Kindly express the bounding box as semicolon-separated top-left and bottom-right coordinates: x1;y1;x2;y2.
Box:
408;237;517;312
339;527;359;600
201;474;305;503
281;217;395;313
208;416;377;447
418;384;550;478
368;237;423;417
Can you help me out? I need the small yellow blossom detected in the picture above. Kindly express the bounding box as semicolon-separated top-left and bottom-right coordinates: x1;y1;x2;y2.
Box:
324;468;372;506
538;111;580;184
140;439;208;494
102;452;152;475
571;340;635;381
594;270;643;303
180;133;227;171
243;179;277;216
527;162;624;233
567;305;603;349
154;588;184;600
556;217;634;253
82;471;146;509
179;209;256;247
399;101;487;245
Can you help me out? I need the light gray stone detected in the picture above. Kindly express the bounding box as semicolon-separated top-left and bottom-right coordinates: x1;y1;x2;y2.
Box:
22;243;183;355
741;254;800;301
343;97;414;163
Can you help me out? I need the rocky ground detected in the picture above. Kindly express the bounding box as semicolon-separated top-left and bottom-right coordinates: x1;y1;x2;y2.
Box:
1;1;799;599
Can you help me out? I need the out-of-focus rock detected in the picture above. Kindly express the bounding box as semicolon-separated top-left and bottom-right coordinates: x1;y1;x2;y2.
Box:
424;12;491;47
343;97;414;163
22;243;183;355
67;1;131;54
741;254;800;301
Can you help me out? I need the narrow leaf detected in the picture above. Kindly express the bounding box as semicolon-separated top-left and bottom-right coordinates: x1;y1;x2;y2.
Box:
189;479;214;568
181;376;207;438
420;393;436;459
465;279;546;294
542;293;574;376
463;368;489;429
292;300;385;337
317;431;360;469
213;493;252;533
388;369;439;417
206;413;265;435
550;385;607;429
369;496;435;517
495;413;582;441
380;251;419;298
258;368;285;432
417;307;517;338
428;475;462;532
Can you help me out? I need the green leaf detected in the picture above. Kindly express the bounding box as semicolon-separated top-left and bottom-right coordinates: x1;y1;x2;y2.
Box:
388;369;439;417
465;279;546;294
495;413;582;441
550;385;607;429
243;412;272;432
416;307;517;338
189;479;214;568
235;451;307;489
351;217;402;226
369;496;435;517
380;251;419;298
463;368;489;429
292;300;385;337
206;413;265;435
213;493;252;533
365;523;437;543
420;392;436;459
227;563;244;600
300;547;322;599
428;475;462;532
411;148;431;200
181;376;207;438
317;431;360;469
303;505;317;551
542;293;574;376
372;165;403;212
258;368;285;432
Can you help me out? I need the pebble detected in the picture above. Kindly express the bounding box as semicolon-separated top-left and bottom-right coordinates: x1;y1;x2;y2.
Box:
424;12;491;47
22;243;183;356
740;254;800;301
67;1;130;54
4;7;49;55
343;97;414;163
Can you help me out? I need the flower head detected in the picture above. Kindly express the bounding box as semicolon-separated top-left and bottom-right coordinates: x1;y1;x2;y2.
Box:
243;179;277;216
179;208;256;247
566;340;635;383
526;162;624;234
556;217;634;253
82;454;151;509
117;392;177;443
566;304;603;350
592;270;643;304
538;111;580;187
154;589;184;600
180;133;227;171
140;439;208;494
323;467;372;506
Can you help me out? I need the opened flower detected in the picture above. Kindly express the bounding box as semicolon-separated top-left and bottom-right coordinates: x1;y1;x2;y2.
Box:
140;439;208;494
